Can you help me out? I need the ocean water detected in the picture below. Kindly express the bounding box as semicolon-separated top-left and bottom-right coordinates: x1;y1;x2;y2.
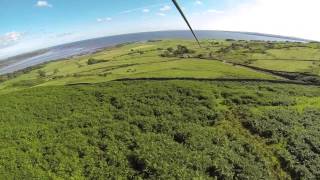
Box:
0;30;307;75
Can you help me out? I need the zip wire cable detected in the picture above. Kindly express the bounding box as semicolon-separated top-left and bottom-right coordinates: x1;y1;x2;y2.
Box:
172;0;202;48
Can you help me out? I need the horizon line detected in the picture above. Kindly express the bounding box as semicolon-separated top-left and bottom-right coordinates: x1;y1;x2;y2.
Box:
0;29;315;61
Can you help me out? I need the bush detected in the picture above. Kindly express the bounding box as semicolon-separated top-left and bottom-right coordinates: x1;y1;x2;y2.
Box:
0;81;319;179
160;45;195;58
87;58;108;65
53;69;59;74
167;47;174;52
174;45;194;55
37;70;46;77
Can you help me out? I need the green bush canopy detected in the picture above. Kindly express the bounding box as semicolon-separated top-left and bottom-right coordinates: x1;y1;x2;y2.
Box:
0;80;319;179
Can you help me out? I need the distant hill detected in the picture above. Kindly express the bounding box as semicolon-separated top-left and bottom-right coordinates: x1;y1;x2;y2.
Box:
0;49;49;68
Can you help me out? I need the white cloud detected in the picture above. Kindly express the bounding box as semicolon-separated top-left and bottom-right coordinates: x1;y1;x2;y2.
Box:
206;9;224;14
6;32;22;41
97;17;112;22
157;13;166;16
195;0;203;5
0;32;23;48
142;9;150;13
192;0;320;41
120;3;165;14
55;32;74;38
160;5;171;11
35;1;52;8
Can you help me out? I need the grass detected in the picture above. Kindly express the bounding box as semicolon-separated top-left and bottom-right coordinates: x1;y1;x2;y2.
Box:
266;47;320;60
0;40;281;93
294;96;320;112
35;59;276;87
251;59;319;73
2;40;320;94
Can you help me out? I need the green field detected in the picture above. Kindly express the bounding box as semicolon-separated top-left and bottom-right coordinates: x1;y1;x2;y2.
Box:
0;40;280;93
0;39;320;179
1;39;320;94
251;60;318;72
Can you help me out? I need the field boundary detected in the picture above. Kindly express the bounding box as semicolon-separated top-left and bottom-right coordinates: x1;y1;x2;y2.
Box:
111;77;320;86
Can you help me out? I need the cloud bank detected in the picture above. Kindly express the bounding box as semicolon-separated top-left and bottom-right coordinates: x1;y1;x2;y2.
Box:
0;32;23;49
192;0;320;41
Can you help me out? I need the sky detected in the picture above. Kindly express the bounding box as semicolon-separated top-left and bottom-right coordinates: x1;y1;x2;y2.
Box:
0;0;320;59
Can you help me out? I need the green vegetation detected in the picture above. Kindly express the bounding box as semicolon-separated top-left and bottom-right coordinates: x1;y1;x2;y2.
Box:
0;39;320;179
0;81;319;179
1;39;320;94
37;69;47;77
160;45;195;57
87;58;109;65
251;60;317;72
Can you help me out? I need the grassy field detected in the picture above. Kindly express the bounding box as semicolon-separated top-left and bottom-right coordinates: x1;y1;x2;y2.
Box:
266;47;320;60
0;39;320;179
0;39;281;93
1;39;320;94
2;39;320;93
251;60;318;72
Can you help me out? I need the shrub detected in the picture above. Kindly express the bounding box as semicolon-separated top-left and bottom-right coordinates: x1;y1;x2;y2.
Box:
87;58;108;65
160;45;195;58
37;70;46;77
174;45;193;55
0;81;319;179
53;69;59;74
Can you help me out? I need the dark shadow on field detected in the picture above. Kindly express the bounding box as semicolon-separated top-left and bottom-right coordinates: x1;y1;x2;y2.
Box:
253;59;319;62
109;77;320;86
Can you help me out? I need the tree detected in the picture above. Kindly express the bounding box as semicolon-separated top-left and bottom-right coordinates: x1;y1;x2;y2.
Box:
37;70;46;78
54;69;59;74
209;52;214;58
160;51;172;57
167;47;174;52
87;58;107;65
174;45;190;55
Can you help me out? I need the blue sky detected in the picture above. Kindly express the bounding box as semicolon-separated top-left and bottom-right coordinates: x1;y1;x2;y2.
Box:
0;0;233;33
1;0;320;59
